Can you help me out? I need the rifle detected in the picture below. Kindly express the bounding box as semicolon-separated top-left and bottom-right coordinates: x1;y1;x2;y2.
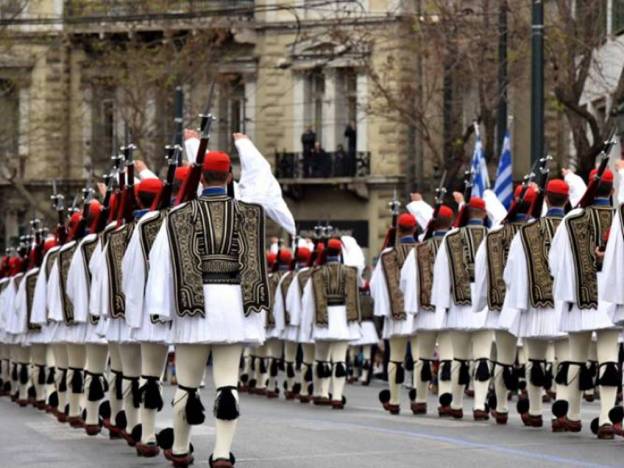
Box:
28;219;43;269
176;81;217;205
119;142;137;225
50;180;67;245
152;145;181;211
423;170;448;240
94;172;114;233
382;188;401;249
174;86;184;156
529;155;553;218
452;170;474;228
576;134;618;208
290;232;300;270
74;173;95;240
502;156;542;223
108;153;124;223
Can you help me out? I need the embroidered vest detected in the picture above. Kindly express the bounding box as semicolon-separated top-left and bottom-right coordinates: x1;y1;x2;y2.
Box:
445;225;486;306
520;216;561;309
137;211;168;325
79;237;99;326
280;271;296;325
380;243;415;320
167;196;270;318
565;205;614;309
485;222;523;311
416;237;443;311
359;290;374;321
267;271;286;328
311;263;360;326
25;269;40;331
58;243;77;325
105;223;135;319
297;268;314;293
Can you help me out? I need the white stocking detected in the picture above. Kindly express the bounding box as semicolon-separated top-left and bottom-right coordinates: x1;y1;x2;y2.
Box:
413;332;436;404
84;344;108;425
266;339;283;392
119;343;142;432
314;342;331;398
108;343;124;426
66;344;86;418
30;344;47;403
284;341;298;392
300;343;315;396
212;345;243;459
329;341;349;402
449;331;471;411
596;329;620;425
52;344;68;412
388;337;408;405
140;343;168;444
525;339;548;416
472;330;493;411
359;345;372;383
567;332;592;421
437;331;454;398
493;330;517;413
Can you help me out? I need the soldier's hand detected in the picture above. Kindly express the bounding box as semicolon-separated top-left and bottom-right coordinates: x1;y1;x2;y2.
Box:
410;192;422;202
616;160;624;172
184;128;200;140
135;160;147;173
561;167;571;177
96;182;106;197
452;191;465;204
233;133;248;141
595;246;605;261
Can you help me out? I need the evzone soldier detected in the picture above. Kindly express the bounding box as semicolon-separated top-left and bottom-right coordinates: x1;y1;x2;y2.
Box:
301;238;362;409
472;185;536;423
0;255;11;397
123;163;190;456
371;212;418;414
146;133;291;467
500;179;570;428
550;168;621;438
430;197;488;418
401;204;455;415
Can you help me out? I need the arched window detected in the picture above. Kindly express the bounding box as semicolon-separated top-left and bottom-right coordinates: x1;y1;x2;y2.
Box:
0;79;19;158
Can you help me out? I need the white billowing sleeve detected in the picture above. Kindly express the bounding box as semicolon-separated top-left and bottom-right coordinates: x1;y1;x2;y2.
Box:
600;209;624;305
549;216;577;304
370;257;390;317
122;227;146;328
400;249;419;314
431;237;452;311
4;281;18;334
341;236;365;278
504;234;529;311
235;137;296;235
618;169;624;205
285;273;302;326
139;168;159;180
144;222;175;320
564;172;587;207
184;137;199;164
67;246;89;323
31;266;48;325
300;280;315;342
271;275;288;334
484;189;507;226
472;240;489;312
12;279;26;334
88;240;104;317
99;244;112;319
46;261;63;322
406;200;434;231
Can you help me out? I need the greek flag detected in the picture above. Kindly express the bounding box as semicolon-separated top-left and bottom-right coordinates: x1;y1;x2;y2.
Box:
470;135;489;198
494;131;513;209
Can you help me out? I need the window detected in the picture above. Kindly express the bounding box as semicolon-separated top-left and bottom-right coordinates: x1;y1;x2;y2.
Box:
91;85;116;171
304;70;325;144
216;76;245;155
613;0;624;34
0;79;19;158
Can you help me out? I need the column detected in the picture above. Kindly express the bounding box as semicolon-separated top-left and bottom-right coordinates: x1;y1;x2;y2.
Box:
244;78;256;141
292;73;305;152
356;73;368;153
322;68;338;151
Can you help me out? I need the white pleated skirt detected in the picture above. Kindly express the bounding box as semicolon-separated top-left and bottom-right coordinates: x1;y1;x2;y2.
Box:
559;301;621;333
131;318;172;343
51;322;88;343
413;307;447;331
353;320;379;345
312;305;361;341
84;321;107;345
171;284;265;345
105;318;135;343
282;325;299;342
266;324;282;340
382;314;416;339
445;304;486;331
499;305;565;339
482;308;503;330
27;324;54;344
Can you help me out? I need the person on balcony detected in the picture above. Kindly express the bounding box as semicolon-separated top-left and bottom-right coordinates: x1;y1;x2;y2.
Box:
301;127;316;177
344;122;357;176
311;141;330;177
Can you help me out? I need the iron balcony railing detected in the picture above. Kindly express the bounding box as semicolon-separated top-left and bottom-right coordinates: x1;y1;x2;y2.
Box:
275;151;371;180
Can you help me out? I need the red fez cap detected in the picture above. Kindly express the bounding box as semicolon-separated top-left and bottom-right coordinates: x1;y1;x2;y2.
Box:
43;236;58;253
175;166;191;182
9;256;23;276
203;151;231;172
327;238;342;251
266;251;277;267
437;205;454;219
546;179;569;195
109;193;119;214
88;199;102;219
69;211;82;228
296;246;311;263
590;168;614;184
278;248;293;265
468;197;486;210
513;185;538;203
398;213;417;229
137;178;163;195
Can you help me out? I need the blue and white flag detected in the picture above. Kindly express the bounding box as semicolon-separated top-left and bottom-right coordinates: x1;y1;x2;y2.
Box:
470;135;489;198
493;131;513;209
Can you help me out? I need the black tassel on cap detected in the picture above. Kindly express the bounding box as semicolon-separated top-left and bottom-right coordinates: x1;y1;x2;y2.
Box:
214;386;239;421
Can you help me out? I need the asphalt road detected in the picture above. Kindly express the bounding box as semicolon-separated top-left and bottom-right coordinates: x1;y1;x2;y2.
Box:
0;375;621;468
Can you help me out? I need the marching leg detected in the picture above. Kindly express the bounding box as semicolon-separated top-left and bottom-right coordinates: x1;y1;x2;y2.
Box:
595;329;620;439
137;342;168;455
383;336;407;414
266;339;282;398
523;338;548;427
283;341;298;399
329;341;349;409
30;344;47;409
449;331;471;419
253;344;268;395
45;345;56;407
564;332;592;432
472;330;493;420
492;330;518;424
66;343;86;426
313;341;331;404
437;331;454;416
359;345;372;385
107;343;124;438
119;343;142;446
238;347;251;391
51;343;68;422
299;343;315;402
412;331;436;415
16;345;31;406
83;343;108;435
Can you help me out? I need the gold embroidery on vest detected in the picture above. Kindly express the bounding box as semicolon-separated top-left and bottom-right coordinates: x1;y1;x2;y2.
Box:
416;237;442;311
446;226;486;306
566;206;613;309
280;271;295;325
59;244;77;324
311;263;360;326
381;243;414;320
267;271;285;328
25;270;40;331
485;223;522;311
106;224;134;319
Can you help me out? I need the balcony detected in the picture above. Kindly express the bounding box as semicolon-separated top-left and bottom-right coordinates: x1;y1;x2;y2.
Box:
275;151;374;199
63;1;255;24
